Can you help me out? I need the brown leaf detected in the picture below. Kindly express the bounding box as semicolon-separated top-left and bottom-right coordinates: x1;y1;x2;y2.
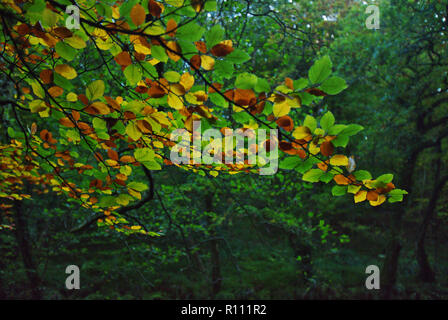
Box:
39;69;53;84
148;0;162;18
190;54;201;70
167;19;177;37
210;43;234;57
320;141;334;157
234;88;256;106
195;41;207;53
130;4;146;26
107;149;119;161
276;116;294;132
114;51;132;67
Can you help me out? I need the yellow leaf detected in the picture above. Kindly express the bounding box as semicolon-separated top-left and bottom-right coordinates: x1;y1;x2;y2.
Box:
125;122;142;141
153;141;164;148
309;141;320;155
54;64;77;79
65;35;87;49
66;92;78;102
167;93;184;109
105;159;118;167
348;184;362;194
180;72;194;91
329;154;349;166
128;188;141;200
292;126;311;139
90;102;110;115
210;170;218;177
354;190;367;203
369;194;386;206
200;55;215;70
273;102;290;117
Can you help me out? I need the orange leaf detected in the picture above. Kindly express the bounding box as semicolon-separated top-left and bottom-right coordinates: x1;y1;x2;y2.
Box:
234;88;256;106
285;77;294;90
166;41;181;62
195;41;207;53
320;141;334;157
108;149;119;161
48;86;63;97
190;54;201;70
167;19;177;37
120;155;135;163
114;51;132;67
71;110;80;121
130;4;146;26
39;69;53;84
59;117;75;128
367;190;379;201
276;116;294;132
334;174;351;185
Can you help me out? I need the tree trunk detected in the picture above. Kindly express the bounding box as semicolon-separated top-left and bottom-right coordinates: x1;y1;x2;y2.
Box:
381;149;418;299
13;200;41;299
416;142;446;282
205;193;221;298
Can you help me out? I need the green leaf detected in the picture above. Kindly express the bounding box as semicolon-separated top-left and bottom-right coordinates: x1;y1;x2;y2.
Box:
205;24;224;49
331;134;349;147
134;148;155;162
125;122;142;141
163;71;181;82
340;124;364;136
308;55;332;84
377;173;394;184
389;189;408;195
151;45;168;63
226;49;251;64
92;118;107;130
319;76;348;95
320;172;335;183
116;194;134;206
127;181;148;192
124;64;142;86
354;170;372;181
86;80;105;101
293;78;308;90
255;78;270;93
177;23;205;42
214;60;234;78
332;185;347;196
320;111;335;132
302;169;324;182
55;42;77;61
99;196;116;207
279;156;302;170
235;73;257;89
142;160;162;170
209;92;227;108
328;124;347;135
303;115;317;132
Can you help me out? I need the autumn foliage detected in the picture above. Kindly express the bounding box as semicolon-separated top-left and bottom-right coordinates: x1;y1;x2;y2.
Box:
0;0;406;234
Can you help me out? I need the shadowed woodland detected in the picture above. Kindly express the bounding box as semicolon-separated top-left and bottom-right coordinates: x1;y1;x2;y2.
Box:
0;0;447;299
